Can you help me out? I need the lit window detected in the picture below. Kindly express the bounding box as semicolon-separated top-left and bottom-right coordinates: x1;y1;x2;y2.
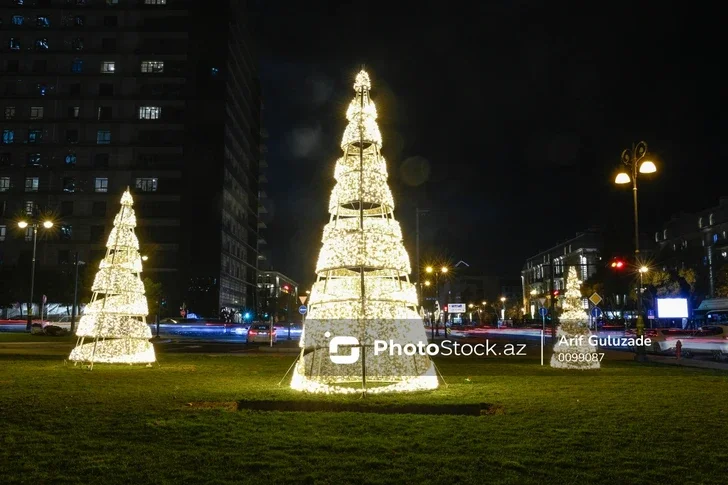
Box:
35;38;49;50
138;106;161;120
94;177;108;193
28;130;42;143
4;107;15;120
698;217;703;228
12;16;24;26
3;130;15;144
0;225;6;242
135;177;158;192
30;106;44;119
96;130;111;144
140;61;164;73
709;213;714;225
9;38;21;50
69;106;80;119
37;84;49;96
713;234;719;243
25;201;35;216
145;0;167;4
65;152;77;165
71;59;84;73
63;177;76;192
101;61;115;73
0;177;10;192
60;225;72;240
36;16;50;28
25;177;39;192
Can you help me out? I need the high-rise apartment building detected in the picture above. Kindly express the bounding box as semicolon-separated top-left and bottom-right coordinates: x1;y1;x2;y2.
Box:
0;0;262;317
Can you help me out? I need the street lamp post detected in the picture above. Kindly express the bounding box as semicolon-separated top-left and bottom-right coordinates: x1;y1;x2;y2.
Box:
18;219;53;331
639;265;649;327
415;208;429;303
500;296;506;326
70;252;86;334
615;141;656;360
425;265;448;337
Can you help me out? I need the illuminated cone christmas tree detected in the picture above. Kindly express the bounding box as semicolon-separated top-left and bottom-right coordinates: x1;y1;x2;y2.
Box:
550;267;600;369
290;69;438;394
69;189;155;366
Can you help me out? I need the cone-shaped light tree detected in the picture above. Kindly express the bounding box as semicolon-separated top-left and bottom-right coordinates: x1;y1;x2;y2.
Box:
290;69;438;394
550;266;600;369
69;189;155;366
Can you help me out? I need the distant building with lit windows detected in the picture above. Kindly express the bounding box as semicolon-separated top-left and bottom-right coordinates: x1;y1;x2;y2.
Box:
0;0;262;317
257;271;299;322
653;197;728;297
521;229;603;315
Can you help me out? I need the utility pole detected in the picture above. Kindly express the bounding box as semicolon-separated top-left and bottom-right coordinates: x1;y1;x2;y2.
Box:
415;208;429;304
549;257;557;348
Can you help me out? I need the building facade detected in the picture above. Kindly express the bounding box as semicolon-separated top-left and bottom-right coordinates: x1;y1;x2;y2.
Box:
521;229;603;316
653;197;728;297
0;0;261;317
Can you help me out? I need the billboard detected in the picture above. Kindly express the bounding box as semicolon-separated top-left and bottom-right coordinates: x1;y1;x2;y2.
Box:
656;298;689;318
447;303;466;313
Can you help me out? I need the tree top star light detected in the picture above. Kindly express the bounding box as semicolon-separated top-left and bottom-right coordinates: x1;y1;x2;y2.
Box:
290;69;438;394
69;189;155;368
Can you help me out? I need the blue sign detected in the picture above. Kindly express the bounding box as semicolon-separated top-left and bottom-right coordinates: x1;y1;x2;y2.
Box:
590;307;603;318
647;309;655;320
298;305;308;315
539;307;548;317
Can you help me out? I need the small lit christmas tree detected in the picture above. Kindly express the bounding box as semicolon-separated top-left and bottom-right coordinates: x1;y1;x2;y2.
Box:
550;267;600;369
69;189;155;366
290;69;438;394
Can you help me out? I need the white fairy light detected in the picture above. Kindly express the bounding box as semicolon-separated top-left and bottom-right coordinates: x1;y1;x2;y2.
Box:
291;69;437;394
69;189;156;365
550;267;600;370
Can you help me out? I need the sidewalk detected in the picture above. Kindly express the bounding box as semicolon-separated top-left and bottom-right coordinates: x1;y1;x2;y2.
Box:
646;354;728;371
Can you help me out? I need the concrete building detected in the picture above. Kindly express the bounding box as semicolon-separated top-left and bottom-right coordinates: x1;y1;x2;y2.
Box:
0;0;262;317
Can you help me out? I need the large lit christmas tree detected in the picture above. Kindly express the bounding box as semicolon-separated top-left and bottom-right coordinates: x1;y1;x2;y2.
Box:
550;266;600;369
290;69;438;394
69;189;155;367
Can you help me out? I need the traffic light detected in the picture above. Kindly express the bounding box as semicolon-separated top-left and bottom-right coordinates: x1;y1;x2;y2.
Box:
552;290;559;303
610;259;626;270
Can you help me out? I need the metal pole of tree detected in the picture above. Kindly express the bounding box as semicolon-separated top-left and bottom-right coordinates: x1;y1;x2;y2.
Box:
71;251;80;334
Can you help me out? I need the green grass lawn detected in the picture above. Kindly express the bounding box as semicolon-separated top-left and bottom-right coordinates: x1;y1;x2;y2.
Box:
1;338;727;484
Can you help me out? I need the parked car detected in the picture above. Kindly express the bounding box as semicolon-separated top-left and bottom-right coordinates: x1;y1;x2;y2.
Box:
248;324;276;343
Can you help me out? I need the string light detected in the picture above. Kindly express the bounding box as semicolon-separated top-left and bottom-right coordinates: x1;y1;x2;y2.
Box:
550;267;600;369
69;189;156;365
291;69;437;394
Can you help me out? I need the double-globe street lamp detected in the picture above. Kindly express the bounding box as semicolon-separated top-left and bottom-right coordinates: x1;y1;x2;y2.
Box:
17;218;54;331
614;141;657;315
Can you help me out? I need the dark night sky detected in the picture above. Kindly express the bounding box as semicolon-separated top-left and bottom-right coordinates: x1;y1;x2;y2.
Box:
252;1;724;288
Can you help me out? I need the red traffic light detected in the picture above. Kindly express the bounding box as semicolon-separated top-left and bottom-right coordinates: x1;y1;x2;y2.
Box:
610;260;625;269
553;290;559;296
